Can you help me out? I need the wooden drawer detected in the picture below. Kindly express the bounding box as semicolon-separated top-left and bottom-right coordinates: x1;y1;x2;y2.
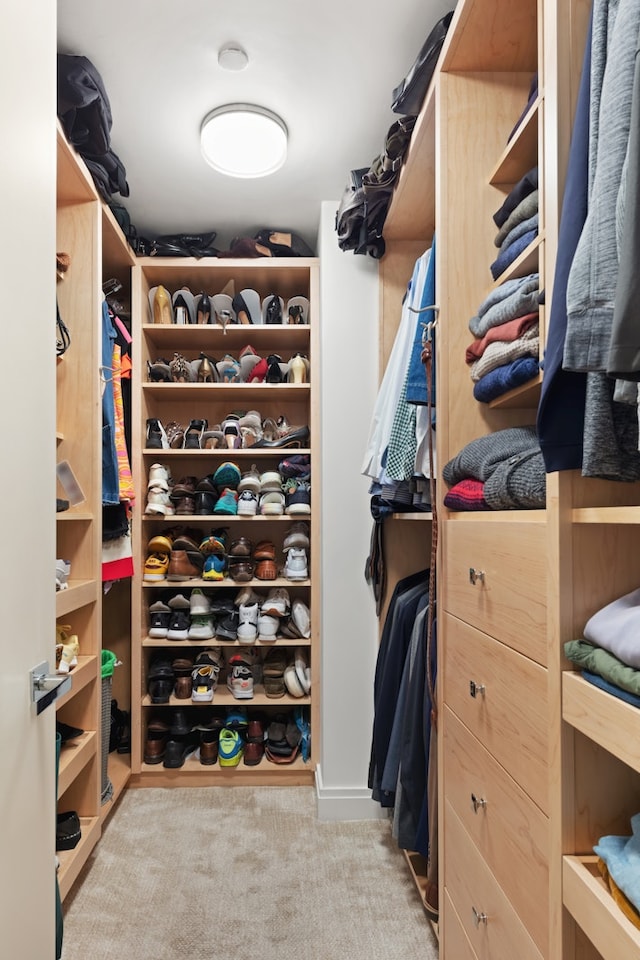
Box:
443;890;479;960
444;802;544;960
444;706;549;953
442;518;547;665
443;612;549;814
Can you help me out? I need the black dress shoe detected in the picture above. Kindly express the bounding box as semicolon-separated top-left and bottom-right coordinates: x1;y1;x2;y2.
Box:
253;426;310;449
195;491;218;515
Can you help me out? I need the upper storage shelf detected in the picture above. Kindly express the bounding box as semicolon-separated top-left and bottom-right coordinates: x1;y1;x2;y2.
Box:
441;0;538;72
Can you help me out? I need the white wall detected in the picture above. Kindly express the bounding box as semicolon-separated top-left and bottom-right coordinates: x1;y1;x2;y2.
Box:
315;202;385;821
0;2;57;956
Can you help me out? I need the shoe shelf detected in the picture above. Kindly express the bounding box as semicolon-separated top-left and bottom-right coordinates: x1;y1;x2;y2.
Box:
138;753;312;785
57;815;101;901
142;322;311;351
56;656;98;708
56;579;99;618
57;730;98;796
143;382;310;400
142;577;311;590
142;689;310;708
143;448;312;458
142;637;311;648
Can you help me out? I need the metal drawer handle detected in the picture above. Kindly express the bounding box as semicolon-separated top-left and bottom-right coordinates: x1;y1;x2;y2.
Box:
472;906;488;927
469;680;486;698
471;793;487;813
469;567;485;585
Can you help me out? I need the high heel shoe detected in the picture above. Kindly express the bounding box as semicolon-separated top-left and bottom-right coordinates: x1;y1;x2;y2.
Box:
266;354;284;384
183;419;208;450
147;358;172;382
222;416;242;449
287;304;305;325
287;353;308;384
232;293;254;325
196;292;212;324
153;285;173;325
169;352;195;383
264;295;283;324
198;352;217;383
172;288;196;325
217;308;233;332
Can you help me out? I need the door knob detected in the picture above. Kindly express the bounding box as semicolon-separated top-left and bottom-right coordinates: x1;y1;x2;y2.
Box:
471;793;487;813
469;680;486;698
472;906;488;927
469;567;485;585
31;661;72;715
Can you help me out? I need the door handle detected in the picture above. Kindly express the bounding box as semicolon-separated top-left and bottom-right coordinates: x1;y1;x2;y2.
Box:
31;661;72;715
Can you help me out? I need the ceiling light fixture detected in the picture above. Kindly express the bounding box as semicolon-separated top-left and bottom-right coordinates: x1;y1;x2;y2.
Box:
200;104;288;179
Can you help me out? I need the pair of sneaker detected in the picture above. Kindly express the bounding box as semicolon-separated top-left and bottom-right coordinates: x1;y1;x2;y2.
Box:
284;547;308;580
146;462;175;517
191;650;224;703
236;601;280;642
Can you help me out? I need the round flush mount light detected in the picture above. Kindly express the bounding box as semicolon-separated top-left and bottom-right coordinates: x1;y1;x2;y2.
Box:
200;104;288;179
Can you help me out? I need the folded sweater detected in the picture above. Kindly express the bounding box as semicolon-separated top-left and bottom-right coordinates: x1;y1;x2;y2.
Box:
470;275;540;337
465;312;539;364
470;329;539;381
473;356;540;403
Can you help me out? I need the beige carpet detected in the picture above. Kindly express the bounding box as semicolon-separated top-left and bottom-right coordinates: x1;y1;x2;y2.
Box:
62;786;438;960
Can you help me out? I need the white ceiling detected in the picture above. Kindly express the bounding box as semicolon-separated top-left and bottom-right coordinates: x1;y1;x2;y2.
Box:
57;0;454;253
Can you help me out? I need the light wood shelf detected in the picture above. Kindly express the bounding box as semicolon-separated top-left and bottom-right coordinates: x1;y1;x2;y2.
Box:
563;672;640;774
56;656;98;708
142;688;311;708
487;371;542;409
142;381;310;400
142;637;311;648
58;731;97;797
142;577;311;590
133;752;314;787
383;85;436;242
563;856;640;958
572;506;640;525
57;815;101;900
142;514;311;523
490;95;541;185
142;323;311;351
56;579;99;618
390;512;433;521
489;232;543;287
142;447;311;458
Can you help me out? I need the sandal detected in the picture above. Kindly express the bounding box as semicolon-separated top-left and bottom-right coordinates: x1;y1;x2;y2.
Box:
183;419;208;449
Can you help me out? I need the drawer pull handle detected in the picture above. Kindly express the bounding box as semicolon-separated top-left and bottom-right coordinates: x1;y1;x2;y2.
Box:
469;567;485;586
471;793;487;813
472;907;488;927
469;680;486;698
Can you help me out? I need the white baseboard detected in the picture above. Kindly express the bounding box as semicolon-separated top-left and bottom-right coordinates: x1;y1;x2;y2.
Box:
314;764;389;821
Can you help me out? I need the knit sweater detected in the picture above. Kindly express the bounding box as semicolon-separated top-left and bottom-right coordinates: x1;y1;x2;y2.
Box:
564;0;639;371
470;329;539;381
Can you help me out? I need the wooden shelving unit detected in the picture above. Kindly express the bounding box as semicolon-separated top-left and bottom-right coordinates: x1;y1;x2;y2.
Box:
56;123;135;897
130;257;320;786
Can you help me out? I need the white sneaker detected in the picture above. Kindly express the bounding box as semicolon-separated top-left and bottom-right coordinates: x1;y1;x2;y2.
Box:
189;588;211;616
259;491;285;516
56;559;71;591
188;614;215;640
147;463;171;489
257;613;279;642
284;547;308;581
283;522;310;551
261;588;290;617
237;464;261;495
237;602;259;642
237;490;258;516
294;646;311;693
226;656;254;699
291;599;311;638
284;662;306;698
259;470;282;493
146;486;176;516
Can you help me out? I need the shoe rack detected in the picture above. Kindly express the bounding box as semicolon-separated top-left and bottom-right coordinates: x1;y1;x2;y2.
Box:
129;259;320;785
55;123;135;899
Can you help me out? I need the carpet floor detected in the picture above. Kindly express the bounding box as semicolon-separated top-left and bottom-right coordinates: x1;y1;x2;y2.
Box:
61;786;438;960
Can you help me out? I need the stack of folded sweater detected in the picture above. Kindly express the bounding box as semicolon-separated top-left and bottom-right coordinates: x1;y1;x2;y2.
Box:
564;587;640;708
442;425;546;511
463;166;542;404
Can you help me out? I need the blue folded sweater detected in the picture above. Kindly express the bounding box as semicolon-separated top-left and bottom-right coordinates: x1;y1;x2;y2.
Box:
473;356;539;403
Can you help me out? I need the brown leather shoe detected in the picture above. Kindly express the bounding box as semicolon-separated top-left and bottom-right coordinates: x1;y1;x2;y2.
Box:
199;732;219;765
243;740;264;765
255;559;277;580
229;536;253;557
175;496;196;515
144;719;170;764
228;559;255;582
253;540;276;560
167;549;202;580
